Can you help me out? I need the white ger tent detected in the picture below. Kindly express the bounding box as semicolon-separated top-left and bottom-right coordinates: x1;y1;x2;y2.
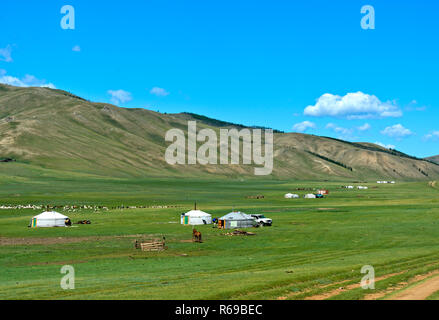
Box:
218;211;256;229
30;211;71;228
181;210;212;225
304;194;316;199
284;193;300;199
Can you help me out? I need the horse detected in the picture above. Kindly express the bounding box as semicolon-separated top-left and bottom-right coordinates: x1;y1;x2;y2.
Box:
192;228;202;243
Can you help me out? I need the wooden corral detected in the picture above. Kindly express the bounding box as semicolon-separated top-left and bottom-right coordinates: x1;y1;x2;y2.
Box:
135;239;167;252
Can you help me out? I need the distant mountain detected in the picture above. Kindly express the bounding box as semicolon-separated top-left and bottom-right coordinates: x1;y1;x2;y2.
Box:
426;155;439;165
0;83;438;180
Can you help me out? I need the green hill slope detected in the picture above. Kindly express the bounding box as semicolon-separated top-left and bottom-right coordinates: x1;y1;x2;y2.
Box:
0;84;438;180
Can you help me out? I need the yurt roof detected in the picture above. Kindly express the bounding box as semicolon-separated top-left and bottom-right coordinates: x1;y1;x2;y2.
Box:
183;210;211;217
34;211;69;219
219;211;253;221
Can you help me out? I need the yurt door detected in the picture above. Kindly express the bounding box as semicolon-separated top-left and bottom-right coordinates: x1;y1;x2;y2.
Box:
184;216;189;225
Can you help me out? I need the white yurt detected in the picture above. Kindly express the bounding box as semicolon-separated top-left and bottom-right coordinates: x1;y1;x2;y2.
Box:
218;211;256;229
181;210;212;225
30;211;71;228
304;194;316;199
285;193;299;199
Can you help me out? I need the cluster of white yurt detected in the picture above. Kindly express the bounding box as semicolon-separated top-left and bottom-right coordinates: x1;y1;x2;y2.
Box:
357;186;368;190
284;193;300;199
181;209;212;225
29;211;71;228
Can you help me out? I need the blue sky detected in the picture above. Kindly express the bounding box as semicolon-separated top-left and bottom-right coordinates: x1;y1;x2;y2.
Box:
0;0;438;157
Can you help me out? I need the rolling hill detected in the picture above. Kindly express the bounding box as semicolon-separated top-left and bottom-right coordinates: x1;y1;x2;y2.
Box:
0;83;438;181
426;155;439;165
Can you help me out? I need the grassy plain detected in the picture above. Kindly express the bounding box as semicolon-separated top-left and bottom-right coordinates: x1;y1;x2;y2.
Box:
0;163;438;300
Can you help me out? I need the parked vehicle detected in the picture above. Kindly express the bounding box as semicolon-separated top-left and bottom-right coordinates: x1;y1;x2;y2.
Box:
250;214;272;227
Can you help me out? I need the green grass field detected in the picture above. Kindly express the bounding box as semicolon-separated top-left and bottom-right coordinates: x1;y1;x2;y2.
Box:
1;165;439;299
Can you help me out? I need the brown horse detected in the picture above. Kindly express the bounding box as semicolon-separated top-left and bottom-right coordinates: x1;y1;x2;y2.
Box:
192;228;202;243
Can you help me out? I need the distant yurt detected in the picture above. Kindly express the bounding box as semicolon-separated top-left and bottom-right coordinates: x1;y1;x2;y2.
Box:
29;211;71;228
304;194;316;199
180;210;212;225
218;211;256;229
284;193;299;199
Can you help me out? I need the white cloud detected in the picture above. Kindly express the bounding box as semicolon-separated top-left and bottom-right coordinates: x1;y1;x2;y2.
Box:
0;45;13;62
72;45;81;52
292;121;316;133
381;124;413;138
0;70;56;88
150;87;169;97
375;142;396;149
0;75;24;87
405;100;427;112
357;123;371;131
304;92;402;119
325;123;354;138
325;122;371;140
424;131;439;141
108;89;132;105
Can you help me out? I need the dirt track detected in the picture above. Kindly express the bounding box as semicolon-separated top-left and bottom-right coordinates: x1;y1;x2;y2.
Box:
390;274;439;300
363;269;439;300
304;271;406;300
299;269;439;300
0;234;152;246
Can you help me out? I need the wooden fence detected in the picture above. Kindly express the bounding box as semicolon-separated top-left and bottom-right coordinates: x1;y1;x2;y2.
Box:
135;239;167;252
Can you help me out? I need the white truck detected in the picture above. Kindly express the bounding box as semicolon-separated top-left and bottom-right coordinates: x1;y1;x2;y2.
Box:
250;214;272;227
